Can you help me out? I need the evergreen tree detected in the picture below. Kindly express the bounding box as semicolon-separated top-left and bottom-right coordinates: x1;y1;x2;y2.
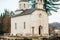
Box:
43;0;60;15
0;9;15;34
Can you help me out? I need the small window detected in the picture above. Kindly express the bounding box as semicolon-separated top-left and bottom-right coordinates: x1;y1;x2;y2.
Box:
15;23;17;29
39;13;42;17
24;22;26;29
39;25;42;35
24;4;25;8
32;27;34;35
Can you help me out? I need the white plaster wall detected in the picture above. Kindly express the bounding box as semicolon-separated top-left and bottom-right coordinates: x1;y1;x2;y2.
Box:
11;15;32;35
11;10;49;36
39;10;49;36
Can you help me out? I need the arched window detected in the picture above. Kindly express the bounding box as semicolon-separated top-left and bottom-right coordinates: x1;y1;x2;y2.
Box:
15;23;17;29
39;25;42;35
32;27;34;35
24;22;26;29
39;13;42;17
24;4;25;8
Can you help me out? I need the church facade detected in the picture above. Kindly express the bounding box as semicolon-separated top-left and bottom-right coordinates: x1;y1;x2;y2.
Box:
11;0;49;36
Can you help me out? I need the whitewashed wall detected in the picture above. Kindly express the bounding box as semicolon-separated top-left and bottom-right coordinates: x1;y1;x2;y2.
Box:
19;2;30;10
11;10;49;36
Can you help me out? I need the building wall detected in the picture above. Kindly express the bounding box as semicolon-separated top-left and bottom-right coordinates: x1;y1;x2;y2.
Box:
19;2;30;10
11;10;49;36
35;0;44;9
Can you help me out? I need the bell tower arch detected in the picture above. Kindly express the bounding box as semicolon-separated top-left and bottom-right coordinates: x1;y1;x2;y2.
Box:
35;0;44;9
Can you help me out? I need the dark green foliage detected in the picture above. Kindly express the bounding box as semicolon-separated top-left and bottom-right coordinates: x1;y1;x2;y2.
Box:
28;0;36;9
52;0;60;2
3;9;15;17
43;0;60;15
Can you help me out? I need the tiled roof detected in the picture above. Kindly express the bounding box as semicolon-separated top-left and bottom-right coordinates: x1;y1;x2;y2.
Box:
11;9;35;18
15;9;24;12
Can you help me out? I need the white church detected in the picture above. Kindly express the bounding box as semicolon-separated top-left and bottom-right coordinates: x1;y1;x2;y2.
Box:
11;0;49;36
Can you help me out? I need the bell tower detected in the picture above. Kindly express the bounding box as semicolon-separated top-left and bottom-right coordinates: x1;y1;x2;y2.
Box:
35;0;44;9
18;0;44;10
18;0;30;10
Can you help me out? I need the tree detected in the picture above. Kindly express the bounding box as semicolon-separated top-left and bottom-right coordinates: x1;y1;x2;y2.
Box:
52;0;60;2
3;9;14;17
43;0;60;15
1;9;14;33
0;14;3;33
9;11;15;17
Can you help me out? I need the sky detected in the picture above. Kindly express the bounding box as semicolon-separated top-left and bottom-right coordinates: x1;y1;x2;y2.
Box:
0;0;60;23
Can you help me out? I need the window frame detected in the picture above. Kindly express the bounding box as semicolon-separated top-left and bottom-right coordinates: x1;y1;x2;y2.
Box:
15;23;17;29
24;4;25;8
24;22;26;29
39;13;42;17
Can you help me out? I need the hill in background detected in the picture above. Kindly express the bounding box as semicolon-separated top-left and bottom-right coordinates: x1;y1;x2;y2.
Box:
49;22;60;28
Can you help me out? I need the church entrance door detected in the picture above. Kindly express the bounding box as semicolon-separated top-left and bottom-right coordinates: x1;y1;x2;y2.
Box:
39;25;42;35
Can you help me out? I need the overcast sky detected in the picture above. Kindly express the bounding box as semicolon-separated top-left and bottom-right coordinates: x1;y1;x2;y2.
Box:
0;0;60;23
